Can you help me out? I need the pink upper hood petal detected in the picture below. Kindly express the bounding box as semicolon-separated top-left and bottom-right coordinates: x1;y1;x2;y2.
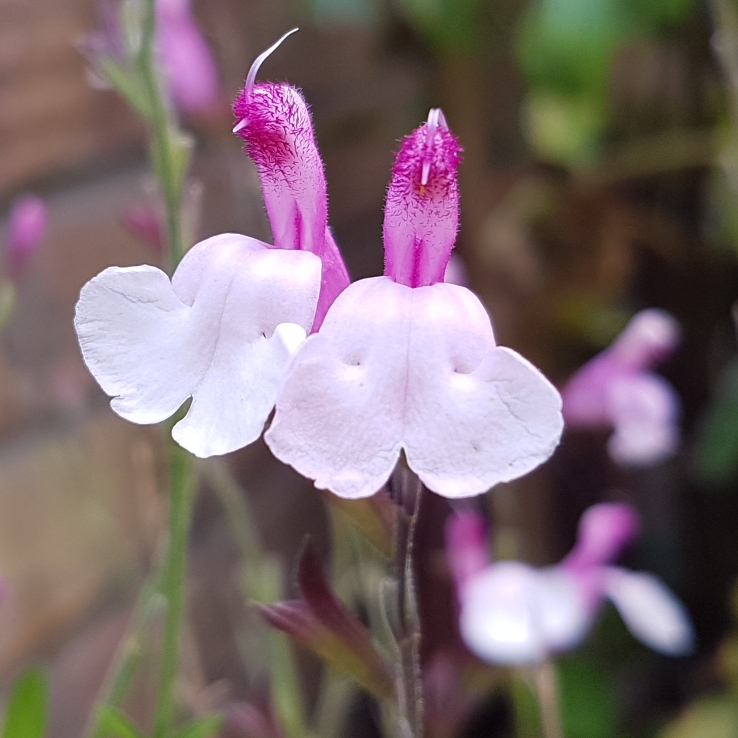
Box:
384;109;462;288
265;277;563;499
232;40;350;325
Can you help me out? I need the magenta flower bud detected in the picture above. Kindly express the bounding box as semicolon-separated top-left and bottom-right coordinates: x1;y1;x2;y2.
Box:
445;511;490;596
384;108;462;288
232;31;350;329
120;203;165;253
156;0;220;114
5;195;47;278
562;503;640;573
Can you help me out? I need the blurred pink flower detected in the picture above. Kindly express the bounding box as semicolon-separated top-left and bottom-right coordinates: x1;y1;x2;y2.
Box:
232;31;350;330
448;503;694;664
4;195;47;279
156;0;220;114
562;309;681;465
120;203;166;253
265;110;563;499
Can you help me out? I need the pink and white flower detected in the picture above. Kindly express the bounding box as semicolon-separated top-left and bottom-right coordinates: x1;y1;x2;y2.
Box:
448;504;694;664
75;35;346;458
562;309;681;465
265;110;564;499
232;30;350;330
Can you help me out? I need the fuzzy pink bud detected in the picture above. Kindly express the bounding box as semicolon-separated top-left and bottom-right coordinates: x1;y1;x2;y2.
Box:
156;0;219;114
232;31;349;330
5;195;47;278
384;108;462;288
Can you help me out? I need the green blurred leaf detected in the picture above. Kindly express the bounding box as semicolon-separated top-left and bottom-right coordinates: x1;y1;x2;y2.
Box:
1;667;49;738
623;0;695;29
308;0;379;24
518;0;628;96
523;93;607;166
658;695;738;738
696;358;738;485
99;60;151;119
396;0;483;52
322;490;394;558
94;706;143;738
168;715;222;738
557;656;616;738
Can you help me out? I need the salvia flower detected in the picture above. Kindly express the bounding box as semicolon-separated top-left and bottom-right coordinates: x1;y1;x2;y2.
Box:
232;30;350;330
265;110;564;499
156;0;220;114
562;309;681;466
4;195;47;280
449;504;694;664
74;35;345;458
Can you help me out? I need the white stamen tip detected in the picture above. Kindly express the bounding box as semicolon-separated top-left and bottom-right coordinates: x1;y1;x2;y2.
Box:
421;162;431;187
233;118;247;133
420;108;442;186
245;28;299;94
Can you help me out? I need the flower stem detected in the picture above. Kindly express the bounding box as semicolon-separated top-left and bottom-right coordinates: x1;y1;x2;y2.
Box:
389;466;424;738
152;434;196;738
138;0;187;267
533;662;563;738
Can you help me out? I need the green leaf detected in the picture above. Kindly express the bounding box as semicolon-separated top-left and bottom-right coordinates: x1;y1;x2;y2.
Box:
658;695;738;738
696;359;738;485
168;715;223;738
1;667;49;738
557;655;616;738
93;705;143;738
308;0;379;24
99;60;151;119
518;0;628;97
396;0;483;52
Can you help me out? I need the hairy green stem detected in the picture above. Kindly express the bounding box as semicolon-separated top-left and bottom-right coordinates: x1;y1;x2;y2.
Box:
390;467;424;738
153;436;196;738
138;0;185;267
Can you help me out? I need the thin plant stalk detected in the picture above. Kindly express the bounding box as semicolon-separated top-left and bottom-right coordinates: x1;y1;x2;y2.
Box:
533;662;563;738
201;459;309;738
389;466;424;738
152;435;196;738
84;576;165;738
138;0;187;268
